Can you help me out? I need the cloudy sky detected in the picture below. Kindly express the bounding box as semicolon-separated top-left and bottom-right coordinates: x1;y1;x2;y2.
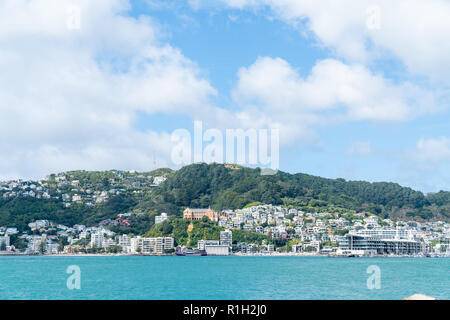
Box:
1;0;450;192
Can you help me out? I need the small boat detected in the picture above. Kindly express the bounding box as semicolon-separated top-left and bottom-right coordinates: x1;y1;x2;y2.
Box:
176;250;207;256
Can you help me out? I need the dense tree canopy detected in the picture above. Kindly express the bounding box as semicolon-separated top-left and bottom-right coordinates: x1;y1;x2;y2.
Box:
152;163;449;220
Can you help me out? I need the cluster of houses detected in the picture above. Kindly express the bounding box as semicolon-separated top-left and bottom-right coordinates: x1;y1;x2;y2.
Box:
0;171;167;208
0;219;175;255
1;201;449;256
182;205;450;256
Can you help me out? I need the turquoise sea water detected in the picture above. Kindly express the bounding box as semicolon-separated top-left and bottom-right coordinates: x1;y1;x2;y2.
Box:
0;256;448;300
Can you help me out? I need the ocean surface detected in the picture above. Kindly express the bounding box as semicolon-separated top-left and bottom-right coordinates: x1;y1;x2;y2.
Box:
0;256;448;300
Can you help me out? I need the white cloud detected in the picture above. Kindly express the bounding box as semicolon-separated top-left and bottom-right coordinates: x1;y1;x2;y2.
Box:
0;0;219;179
348;142;372;156
231;57;438;146
413;137;450;164
395;136;450;191
2;0;448;182
201;0;450;82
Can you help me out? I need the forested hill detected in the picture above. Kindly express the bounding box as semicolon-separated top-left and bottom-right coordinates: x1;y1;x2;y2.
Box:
1;164;449;230
153;163;450;221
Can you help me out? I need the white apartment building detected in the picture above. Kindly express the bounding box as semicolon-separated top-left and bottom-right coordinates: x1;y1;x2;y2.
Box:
91;232;105;248
353;227;416;240
134;236;174;254
116;234;134;253
117;234;131;247
220;230;232;246
26;235;47;254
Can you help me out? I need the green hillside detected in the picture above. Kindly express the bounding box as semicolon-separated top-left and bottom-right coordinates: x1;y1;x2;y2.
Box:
151;163;449;220
0;163;449;232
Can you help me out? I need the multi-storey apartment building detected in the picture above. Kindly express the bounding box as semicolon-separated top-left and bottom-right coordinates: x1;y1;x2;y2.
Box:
220;230;232;246
134;236;174;254
339;228;422;255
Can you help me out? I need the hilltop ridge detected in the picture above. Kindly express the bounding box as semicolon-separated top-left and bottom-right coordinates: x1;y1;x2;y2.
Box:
0;163;449;231
153;163;449;221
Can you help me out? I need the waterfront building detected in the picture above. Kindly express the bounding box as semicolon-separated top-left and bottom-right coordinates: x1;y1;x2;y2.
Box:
237;242;254;254
353;228;417;240
134;236;174;254
237;242;248;253
26;235;46;254
90;232;105;248
155;237;174;253
117;234;134;253
339;228;422;255
46;242;58;254
117;234;131;247
205;244;229;256
102;238;117;248
197;239;219;251
135;237;155;253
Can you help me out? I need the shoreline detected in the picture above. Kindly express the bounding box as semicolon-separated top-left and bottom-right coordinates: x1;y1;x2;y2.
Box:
1;252;448;258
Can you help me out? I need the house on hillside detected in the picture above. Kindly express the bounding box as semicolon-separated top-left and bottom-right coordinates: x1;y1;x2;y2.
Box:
183;208;218;221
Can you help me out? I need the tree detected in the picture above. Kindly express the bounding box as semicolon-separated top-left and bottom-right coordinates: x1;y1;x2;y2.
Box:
11;236;27;250
304;246;318;252
58;237;68;253
39;241;46;254
107;246;122;254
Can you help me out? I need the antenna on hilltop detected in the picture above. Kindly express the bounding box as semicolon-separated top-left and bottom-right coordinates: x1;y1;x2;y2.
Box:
152;151;157;170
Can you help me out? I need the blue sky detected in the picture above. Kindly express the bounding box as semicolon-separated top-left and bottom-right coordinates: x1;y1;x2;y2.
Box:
1;0;450;193
130;1;450;192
